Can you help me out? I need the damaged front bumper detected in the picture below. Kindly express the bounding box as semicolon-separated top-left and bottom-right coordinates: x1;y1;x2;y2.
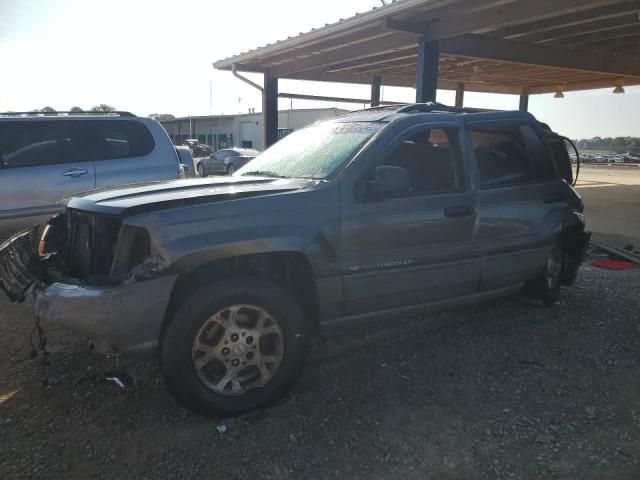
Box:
0;228;177;358
34;276;177;357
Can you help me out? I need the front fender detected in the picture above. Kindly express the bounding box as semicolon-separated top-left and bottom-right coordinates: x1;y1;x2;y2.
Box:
165;227;336;276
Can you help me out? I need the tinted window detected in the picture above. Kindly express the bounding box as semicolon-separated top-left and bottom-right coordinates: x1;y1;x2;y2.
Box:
520;125;556;180
380;128;464;195
89;120;154;161
470;126;532;188
549;138;573;184
0;121;61;168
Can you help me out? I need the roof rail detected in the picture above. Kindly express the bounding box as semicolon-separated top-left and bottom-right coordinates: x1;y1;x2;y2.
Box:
394;102;496;114
0;111;136;117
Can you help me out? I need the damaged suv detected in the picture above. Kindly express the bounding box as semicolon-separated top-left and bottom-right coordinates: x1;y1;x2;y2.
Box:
0;104;589;416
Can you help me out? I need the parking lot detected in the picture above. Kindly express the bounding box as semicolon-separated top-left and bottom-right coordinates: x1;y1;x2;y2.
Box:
1;257;639;479
576;165;640;247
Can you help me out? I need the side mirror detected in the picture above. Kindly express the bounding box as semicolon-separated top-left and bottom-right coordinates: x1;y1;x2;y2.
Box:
367;165;411;197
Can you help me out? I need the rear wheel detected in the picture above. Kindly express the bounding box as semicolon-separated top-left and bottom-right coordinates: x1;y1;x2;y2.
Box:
197;163;206;177
528;243;563;307
160;277;308;416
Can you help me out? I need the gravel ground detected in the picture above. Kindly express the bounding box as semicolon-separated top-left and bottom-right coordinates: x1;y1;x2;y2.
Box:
1;261;639;480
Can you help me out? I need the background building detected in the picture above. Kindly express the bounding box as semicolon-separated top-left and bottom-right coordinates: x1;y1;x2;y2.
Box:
160;108;347;151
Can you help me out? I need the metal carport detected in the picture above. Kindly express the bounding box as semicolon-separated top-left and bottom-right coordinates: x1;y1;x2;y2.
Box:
214;0;640;147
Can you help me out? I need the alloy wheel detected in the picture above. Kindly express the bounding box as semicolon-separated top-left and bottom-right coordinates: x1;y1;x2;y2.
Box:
191;305;284;396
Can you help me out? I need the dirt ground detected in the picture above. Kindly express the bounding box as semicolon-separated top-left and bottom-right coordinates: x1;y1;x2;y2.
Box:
1;258;639;480
576;166;640;248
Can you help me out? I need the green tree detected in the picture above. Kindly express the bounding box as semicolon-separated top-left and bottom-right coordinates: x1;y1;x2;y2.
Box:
90;104;116;112
41;106;56;112
69;106;84;112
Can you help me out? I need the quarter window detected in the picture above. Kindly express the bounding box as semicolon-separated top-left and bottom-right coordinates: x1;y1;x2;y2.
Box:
469;126;532;188
380;128;465;195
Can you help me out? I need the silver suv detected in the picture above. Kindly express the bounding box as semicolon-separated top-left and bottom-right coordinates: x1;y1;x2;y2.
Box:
0;111;183;241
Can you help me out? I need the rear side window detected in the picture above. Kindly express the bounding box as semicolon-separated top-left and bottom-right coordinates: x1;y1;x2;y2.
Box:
469;126;532;189
520;125;556;181
549;138;573;185
0;121;62;168
88;120;154;161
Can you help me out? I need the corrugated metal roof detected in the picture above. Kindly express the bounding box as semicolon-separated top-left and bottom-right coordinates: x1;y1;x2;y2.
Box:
214;0;640;95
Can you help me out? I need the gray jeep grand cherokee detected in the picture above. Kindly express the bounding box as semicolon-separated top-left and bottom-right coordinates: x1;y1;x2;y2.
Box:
0;104;589;416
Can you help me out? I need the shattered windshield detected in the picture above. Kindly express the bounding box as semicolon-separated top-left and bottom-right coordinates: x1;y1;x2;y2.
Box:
236;121;382;180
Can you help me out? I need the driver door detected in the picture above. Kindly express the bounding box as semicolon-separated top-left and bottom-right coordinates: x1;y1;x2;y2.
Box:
340;125;480;315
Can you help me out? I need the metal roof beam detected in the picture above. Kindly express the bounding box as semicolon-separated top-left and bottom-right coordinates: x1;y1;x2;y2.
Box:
548;27;640;49
518;14;640;44
269;33;419;77
496;2;640;39
428;0;628;39
440;33;640;77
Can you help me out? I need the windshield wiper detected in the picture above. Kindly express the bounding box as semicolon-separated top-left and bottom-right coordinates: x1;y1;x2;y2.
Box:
240;171;289;178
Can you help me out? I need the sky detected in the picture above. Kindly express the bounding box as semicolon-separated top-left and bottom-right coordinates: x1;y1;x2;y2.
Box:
1;0;639;139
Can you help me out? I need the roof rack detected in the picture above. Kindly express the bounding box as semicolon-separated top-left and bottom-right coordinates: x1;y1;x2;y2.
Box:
0;111;136;117
394;102;496;114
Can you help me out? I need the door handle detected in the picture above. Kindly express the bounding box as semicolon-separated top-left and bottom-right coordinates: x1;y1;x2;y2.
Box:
62;168;88;177
543;192;566;203
444;206;475;218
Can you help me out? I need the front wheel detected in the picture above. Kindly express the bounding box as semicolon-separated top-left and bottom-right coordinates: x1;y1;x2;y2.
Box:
160;277;308;416
197;163;206;177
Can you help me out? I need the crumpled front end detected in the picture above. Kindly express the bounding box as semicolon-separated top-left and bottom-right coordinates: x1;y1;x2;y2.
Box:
35;275;176;356
0;210;176;357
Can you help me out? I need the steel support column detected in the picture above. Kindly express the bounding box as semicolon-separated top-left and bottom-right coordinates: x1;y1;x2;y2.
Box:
370;76;382;107
262;74;279;149
455;83;465;108
519;94;529;112
416;35;439;103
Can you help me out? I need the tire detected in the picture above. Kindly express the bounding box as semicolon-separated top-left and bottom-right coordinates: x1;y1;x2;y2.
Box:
160;277;308;417
226;164;236;176
197;163;206;177
560;251;580;286
527;243;563;307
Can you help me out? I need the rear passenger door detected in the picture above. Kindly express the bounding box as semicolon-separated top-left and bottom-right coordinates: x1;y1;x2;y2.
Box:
467;121;565;291
340;125;480;315
89;120;175;188
0;121;95;240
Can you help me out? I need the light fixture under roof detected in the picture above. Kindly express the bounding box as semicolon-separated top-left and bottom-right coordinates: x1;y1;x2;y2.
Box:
613;79;625;94
554;85;565;99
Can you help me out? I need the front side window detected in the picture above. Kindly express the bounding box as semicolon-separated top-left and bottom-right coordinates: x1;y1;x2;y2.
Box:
215;150;228;160
0;121;62;168
237;121;383;180
378;128;465;195
470;126;532;189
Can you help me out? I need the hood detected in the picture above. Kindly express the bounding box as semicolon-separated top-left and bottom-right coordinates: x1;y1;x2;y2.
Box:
64;176;316;216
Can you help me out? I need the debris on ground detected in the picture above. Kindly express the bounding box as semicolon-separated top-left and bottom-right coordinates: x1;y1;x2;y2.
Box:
590;259;636;270
216;424;227;434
